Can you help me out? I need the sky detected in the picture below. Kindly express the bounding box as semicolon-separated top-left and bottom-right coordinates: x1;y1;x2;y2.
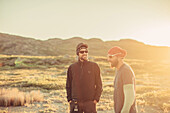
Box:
0;0;170;47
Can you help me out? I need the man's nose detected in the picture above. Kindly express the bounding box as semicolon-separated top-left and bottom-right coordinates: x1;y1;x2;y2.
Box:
83;53;87;55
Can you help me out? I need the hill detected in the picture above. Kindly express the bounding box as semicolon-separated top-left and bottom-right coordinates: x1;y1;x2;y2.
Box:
0;32;170;60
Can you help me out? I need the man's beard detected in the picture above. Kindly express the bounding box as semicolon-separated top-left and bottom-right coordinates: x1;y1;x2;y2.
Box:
110;59;118;68
80;55;88;61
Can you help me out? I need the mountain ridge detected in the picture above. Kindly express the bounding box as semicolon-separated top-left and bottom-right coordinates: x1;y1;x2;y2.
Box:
0;32;170;60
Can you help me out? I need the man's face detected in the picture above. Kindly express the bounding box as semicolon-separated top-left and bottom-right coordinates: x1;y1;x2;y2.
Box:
78;48;88;61
107;54;118;68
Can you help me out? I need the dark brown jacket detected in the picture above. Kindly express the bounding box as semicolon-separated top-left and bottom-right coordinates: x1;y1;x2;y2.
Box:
66;60;102;102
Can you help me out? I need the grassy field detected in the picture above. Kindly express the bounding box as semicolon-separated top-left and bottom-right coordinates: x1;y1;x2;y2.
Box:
0;55;170;113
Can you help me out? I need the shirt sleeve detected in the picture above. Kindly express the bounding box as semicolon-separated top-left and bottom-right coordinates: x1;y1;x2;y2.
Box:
94;63;103;102
66;65;72;102
121;68;134;85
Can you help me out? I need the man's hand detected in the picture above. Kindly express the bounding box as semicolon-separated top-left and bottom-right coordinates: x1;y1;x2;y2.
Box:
93;100;97;104
69;100;72;103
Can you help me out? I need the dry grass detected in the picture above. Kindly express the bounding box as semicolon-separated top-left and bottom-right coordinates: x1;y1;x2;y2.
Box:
0;55;170;112
0;88;43;107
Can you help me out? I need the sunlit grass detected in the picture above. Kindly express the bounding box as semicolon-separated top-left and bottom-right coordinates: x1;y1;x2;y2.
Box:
0;55;170;112
0;88;43;107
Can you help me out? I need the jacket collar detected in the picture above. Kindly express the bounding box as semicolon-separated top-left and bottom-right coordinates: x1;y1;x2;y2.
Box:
78;59;88;65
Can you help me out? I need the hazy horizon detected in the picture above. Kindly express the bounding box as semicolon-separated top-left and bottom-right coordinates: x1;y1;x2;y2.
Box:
0;0;170;47
2;32;170;48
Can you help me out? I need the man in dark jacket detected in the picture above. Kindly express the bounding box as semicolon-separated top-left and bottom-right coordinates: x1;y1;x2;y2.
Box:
66;43;103;113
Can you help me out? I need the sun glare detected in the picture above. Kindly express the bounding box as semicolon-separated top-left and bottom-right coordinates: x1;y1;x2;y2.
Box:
133;25;170;47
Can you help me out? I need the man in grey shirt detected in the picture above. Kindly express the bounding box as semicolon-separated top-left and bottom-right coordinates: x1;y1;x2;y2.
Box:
107;46;137;113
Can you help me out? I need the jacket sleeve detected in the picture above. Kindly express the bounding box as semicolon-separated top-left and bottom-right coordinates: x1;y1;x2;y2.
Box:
94;63;103;102
66;66;72;102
